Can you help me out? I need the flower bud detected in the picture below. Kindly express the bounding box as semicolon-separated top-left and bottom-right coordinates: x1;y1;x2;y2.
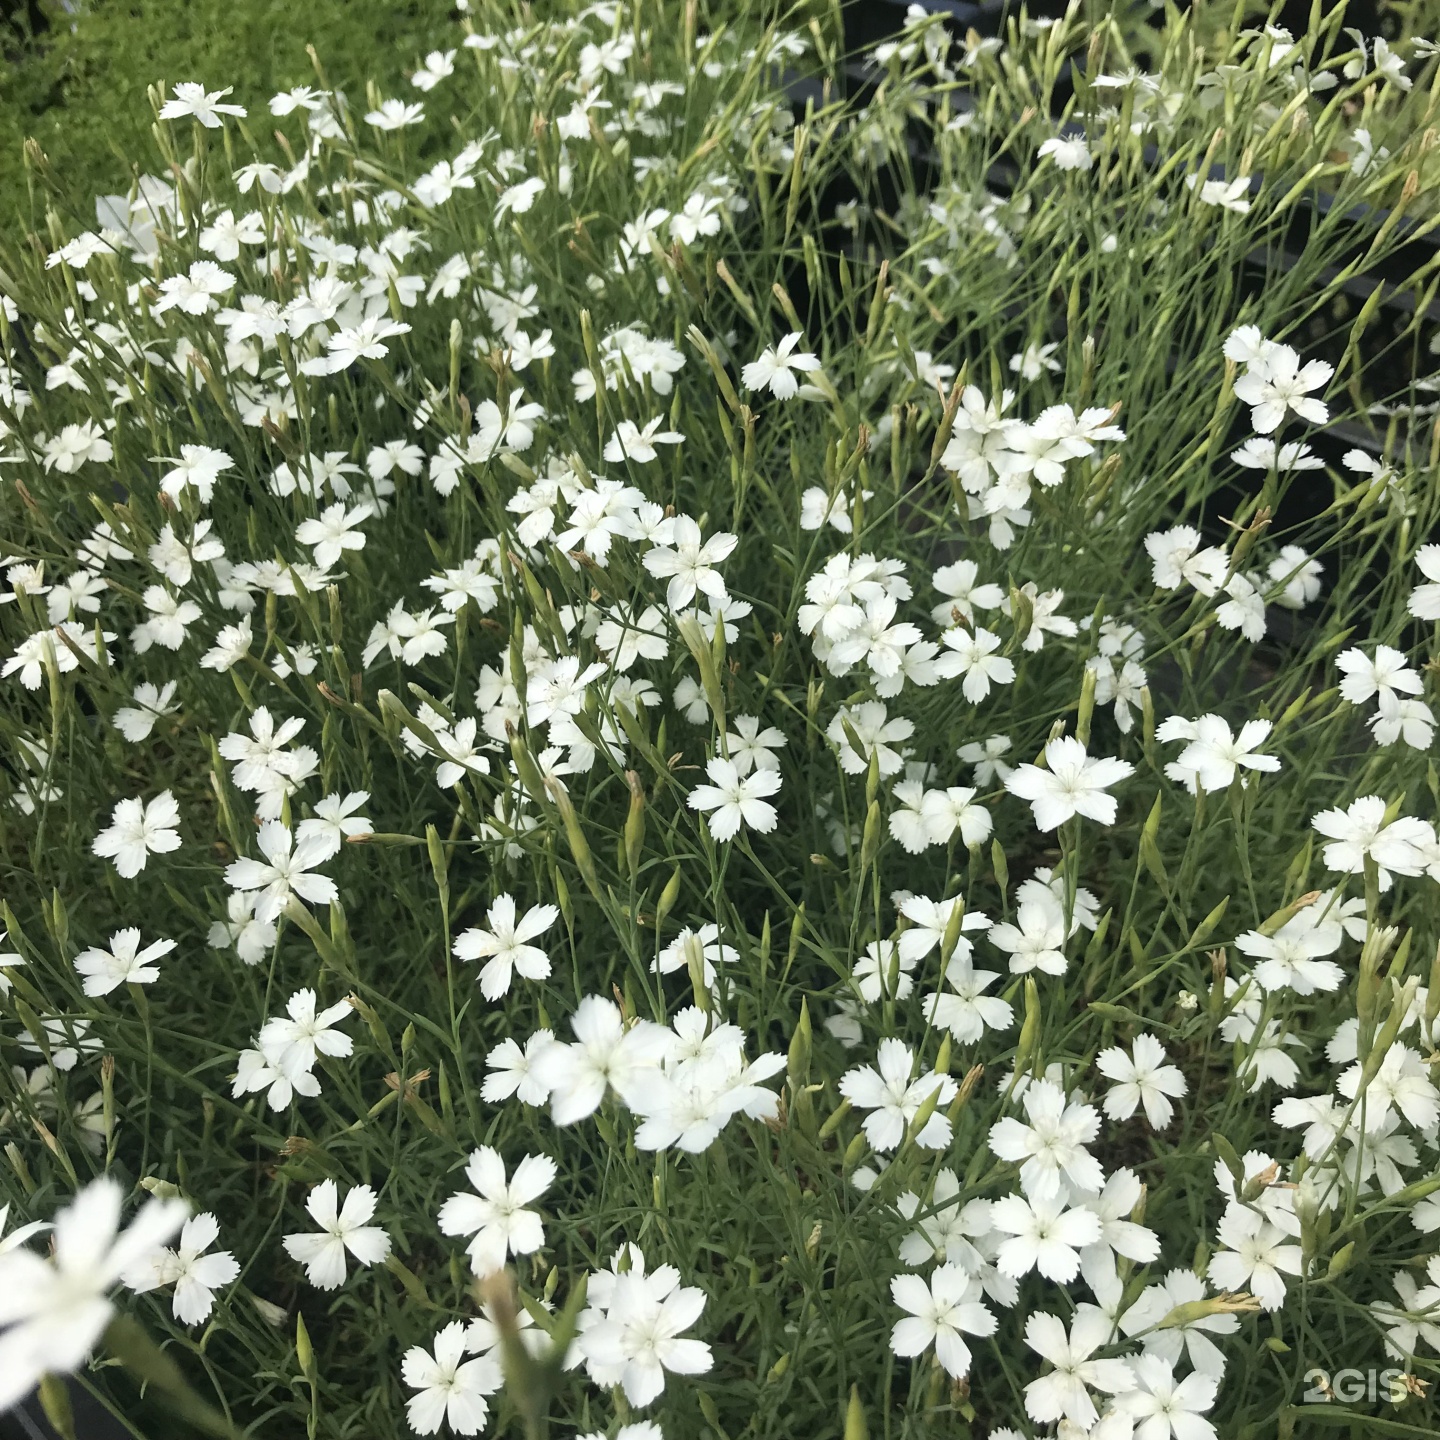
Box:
656;867;682;927
844;1385;868;1440
787;998;812;1090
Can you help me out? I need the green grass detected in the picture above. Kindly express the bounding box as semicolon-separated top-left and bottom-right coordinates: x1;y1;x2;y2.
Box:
0;0;454;234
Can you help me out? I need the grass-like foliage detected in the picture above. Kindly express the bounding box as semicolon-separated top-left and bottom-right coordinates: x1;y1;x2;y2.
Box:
0;0;453;231
3;2;1440;1438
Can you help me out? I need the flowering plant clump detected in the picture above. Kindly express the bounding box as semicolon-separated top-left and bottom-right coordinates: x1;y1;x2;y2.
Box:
3;1;1440;1436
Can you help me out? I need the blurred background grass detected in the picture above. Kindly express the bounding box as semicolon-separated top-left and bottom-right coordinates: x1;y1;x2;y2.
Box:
2;0;1437;241
0;0;455;233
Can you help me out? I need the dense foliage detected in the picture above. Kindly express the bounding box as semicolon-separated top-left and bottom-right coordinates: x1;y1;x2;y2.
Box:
3;3;1440;1438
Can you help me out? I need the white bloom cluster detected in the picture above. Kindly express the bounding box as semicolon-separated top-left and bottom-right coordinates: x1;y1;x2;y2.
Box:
1;4;1439;1438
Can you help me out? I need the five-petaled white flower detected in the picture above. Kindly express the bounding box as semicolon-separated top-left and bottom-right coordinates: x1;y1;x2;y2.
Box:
123;1212;240;1326
295;502;373;569
1311;795;1432;891
1096;1034;1188;1127
889;1264;996;1379
73;928;176;997
282;1180;390;1290
936;625;1015;703
1005;736;1134;831
741;332;821;399
224;821;339;924
0;1177;187;1410
839;1037;956;1152
157;82;247;127
1233;343;1332;433
642;517;738;611
92;790;182;878
452;895;560;1000
988;1079;1104;1199
437;1147;557;1276
687;756;782;842
604;418;685;464
402;1321;502;1436
1161;714;1280;793
1023;1308;1135;1430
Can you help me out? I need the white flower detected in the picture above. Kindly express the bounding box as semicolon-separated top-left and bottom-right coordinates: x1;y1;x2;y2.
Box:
1207;1207;1300;1309
603;418;684;464
990;1192;1102;1282
483;1031;556;1106
839;1037;956;1152
1004;736;1134;831
124;1212;239;1326
113;682;180;743
1119;1269;1237;1376
153;260;235;315
258;988;354;1075
1311;796;1432;890
1345;34;1410;88
925;960;1013;1044
208;891;277;966
529;996;674;1124
827;701;913;778
1188;173;1251;213
957;734;1013;784
366;98;426;130
1407;545;1440;621
1232;343;1332;433
656;924;736;989
741;332;821;399
296;791;372;860
987;899;1067;976
402;1321;502;1436
0;1177;187;1409
157;82;246;126
316;316;413;374
576;1266;712;1407
1215;571;1267;642
724;716;787;775
1231;436;1320;471
1039;135;1093;170
1236;921;1343;996
1145;526;1228;595
496;176;546;218
92;790;182;878
642;517;737;611
889;1265;996;1379
224;821;338;924
411;49;458;91
988;1079;1103;1199
282;1180;390;1289
73;929;175;997
453;895;559;1000
295;501;373;569
1096;1035;1188;1127
1116;1354;1219;1439
1336;644;1422;706
935;625;1015;702
687;756;781;842
1167;714;1280;793
931;560;1004;626
437;1147;557;1276
1371;691;1436;751
1023;1308;1135;1430
159;444;233;503
1267;545;1323;608
897;893;990;965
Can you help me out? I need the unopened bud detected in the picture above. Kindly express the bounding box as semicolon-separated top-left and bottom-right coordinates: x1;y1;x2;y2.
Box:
787;998;812;1089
